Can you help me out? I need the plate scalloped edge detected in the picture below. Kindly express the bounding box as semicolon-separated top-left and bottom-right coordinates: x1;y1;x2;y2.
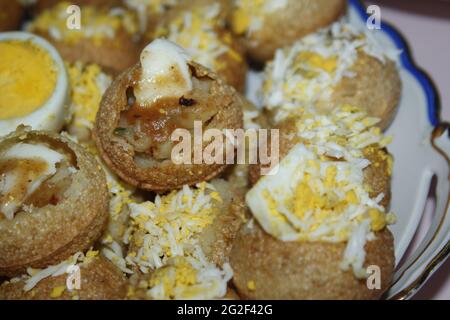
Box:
349;0;450;300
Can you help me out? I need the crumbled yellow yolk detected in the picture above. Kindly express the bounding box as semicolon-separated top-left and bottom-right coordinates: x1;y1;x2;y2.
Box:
67;62;110;129
230;0;269;34
231;8;250;34
50;286;66;298
149;257;198;299
29;2;137;45
368;209;387;232
298;51;338;73
0;40;57;119
247;280;256;291
127;183;219;269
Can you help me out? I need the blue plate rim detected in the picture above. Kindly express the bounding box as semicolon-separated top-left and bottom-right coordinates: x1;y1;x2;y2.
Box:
349;0;441;127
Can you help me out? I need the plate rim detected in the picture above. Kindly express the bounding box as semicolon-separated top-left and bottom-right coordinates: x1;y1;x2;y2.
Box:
349;0;450;299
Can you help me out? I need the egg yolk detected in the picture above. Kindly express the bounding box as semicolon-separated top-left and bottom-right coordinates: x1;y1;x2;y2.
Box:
0;40;57;120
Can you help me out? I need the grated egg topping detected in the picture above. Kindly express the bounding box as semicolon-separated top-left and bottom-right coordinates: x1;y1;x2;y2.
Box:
28;2;138;45
142;256;233;300
294;105;393;161
123;182;232;299
246;107;395;278
67;62;112;130
231;0;288;36
155;3;243;75
262;21;401;123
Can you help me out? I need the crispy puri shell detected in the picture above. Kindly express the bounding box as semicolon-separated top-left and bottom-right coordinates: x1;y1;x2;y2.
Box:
34;28;140;76
0;129;109;277
0;255;127;300
94;62;243;192
327;53;402;130
230;222;395;300
232;0;346;63
0;0;23;31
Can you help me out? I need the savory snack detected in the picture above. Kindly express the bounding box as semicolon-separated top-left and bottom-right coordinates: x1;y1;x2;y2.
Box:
66;61;112;142
0;127;109;277
154;1;247;91
27;2;140;75
0;250;127;300
229;0;346;63
0;32;69;136
94;39;243;192
118;179;244;299
0;0;23;31
231;105;396;299
262;22;401;129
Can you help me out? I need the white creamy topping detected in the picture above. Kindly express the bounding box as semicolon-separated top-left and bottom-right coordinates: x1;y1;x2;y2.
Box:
0;143;65;220
135;39;192;105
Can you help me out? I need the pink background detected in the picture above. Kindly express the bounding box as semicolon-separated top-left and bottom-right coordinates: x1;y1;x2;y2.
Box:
367;0;450;300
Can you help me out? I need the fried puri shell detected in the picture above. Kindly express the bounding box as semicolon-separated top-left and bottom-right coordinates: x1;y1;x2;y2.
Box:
0;0;23;31
326;53;402;130
0;255;127;300
34;28;140;76
94;62;243;192
230;222;395;300
0;129;109;277
232;0;346;63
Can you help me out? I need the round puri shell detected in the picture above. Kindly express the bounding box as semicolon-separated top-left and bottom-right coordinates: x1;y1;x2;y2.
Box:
94;62;243;192
0;0;23;31
230;222;395;300
327;53;402;131
231;0;346;63
34;28;140;76
0;255;127;300
0;128;109;277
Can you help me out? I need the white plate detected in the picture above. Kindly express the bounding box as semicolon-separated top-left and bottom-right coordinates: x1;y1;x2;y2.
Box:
245;0;450;299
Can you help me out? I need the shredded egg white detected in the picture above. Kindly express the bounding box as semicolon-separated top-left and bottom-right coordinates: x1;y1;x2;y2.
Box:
123;182;232;299
157;3;243;74
262;20;401;123
246;106;396;278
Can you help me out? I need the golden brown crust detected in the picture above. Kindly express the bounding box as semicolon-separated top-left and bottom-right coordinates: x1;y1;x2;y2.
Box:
0;0;23;31
0;255;127;300
248;120;392;209
231;0;347;63
0;128;109;277
329;53;402;130
34;28;140;76
230;222;395;300
94;62;243;192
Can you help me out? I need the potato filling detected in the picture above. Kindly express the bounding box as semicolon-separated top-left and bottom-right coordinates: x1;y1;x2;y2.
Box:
116;76;218;162
0;141;77;220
